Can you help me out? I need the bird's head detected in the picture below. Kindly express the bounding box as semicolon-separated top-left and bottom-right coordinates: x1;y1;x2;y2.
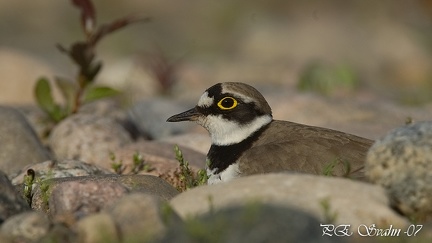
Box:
167;82;272;146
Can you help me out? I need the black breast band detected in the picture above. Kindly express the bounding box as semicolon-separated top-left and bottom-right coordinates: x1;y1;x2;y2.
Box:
207;123;269;174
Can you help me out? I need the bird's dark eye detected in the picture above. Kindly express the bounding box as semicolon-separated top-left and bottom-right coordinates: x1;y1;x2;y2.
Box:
217;97;238;110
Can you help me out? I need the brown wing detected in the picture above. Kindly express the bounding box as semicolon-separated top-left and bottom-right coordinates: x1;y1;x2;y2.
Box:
237;120;373;180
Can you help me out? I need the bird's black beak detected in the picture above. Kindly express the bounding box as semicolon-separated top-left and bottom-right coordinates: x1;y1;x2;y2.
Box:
166;107;201;122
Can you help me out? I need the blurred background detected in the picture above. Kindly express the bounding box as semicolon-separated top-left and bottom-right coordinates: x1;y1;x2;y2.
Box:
1;0;432;106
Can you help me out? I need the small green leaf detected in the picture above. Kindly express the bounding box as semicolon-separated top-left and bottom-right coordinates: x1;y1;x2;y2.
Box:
35;78;56;111
35;77;66;122
83;86;120;103
54;77;77;114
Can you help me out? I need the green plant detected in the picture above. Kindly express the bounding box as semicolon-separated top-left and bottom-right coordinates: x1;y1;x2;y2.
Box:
174;144;208;191
110;152;125;175
110;151;153;175
23;169;53;210
39;177;52;210
34;0;150;123
405;116;413;125
319;197;338;223
161;202;177;225
23;169;36;207
131;151;154;174
322;158;352;178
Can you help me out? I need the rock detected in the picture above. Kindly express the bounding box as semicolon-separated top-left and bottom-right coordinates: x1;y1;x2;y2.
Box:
113;140;206;179
366;121;432;221
128;98;197;139
40;223;77;243
105;193;181;242
49;113;133;169
170;173;408;230
11;159;111;185
0;233;12;243
15;105;56;145
265;87;432;141
0;170;29;224
158;204;340;243
31;175;179;214
79;99;126;119
97;174;180;200
75;213;119;243
0;211;50;242
48;180;129;220
0;106;51;176
159;132;210;155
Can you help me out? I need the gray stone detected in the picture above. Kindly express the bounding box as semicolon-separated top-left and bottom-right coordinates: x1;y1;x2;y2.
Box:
0;233;12;243
11;159;111;185
128;98;196;139
49;113;133;170
48;179;128;220
15;105;56;145
75;212;119;243
79;99;126;119
113;140;206;188
0;170;29;224
106;193;181;242
31;175;179;214
158;204;341;243
0;211;50;242
0;106;51;176
40;223;77;243
366;121;432;221
100;174;180;200
170;173;408;230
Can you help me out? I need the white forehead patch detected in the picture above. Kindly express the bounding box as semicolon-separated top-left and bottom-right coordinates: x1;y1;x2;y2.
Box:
197;91;214;108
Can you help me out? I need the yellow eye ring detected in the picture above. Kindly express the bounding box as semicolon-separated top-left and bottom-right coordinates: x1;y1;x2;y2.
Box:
217;97;238;110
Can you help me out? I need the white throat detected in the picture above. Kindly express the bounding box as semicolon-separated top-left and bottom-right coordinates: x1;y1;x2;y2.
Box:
197;114;272;146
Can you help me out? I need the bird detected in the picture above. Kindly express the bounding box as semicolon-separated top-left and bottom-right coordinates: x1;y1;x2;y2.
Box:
167;82;373;184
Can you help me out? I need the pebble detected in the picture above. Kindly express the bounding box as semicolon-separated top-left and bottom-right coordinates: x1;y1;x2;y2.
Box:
30;174;179;214
11;159;111;185
0;170;29;224
0;211;50;242
75;212;119;243
48;179;128;221
157;204;341;243
128;98;197;139
170;173;408;230
366;121;432;221
105;193;181;242
49;113;133;169
0;106;51;176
